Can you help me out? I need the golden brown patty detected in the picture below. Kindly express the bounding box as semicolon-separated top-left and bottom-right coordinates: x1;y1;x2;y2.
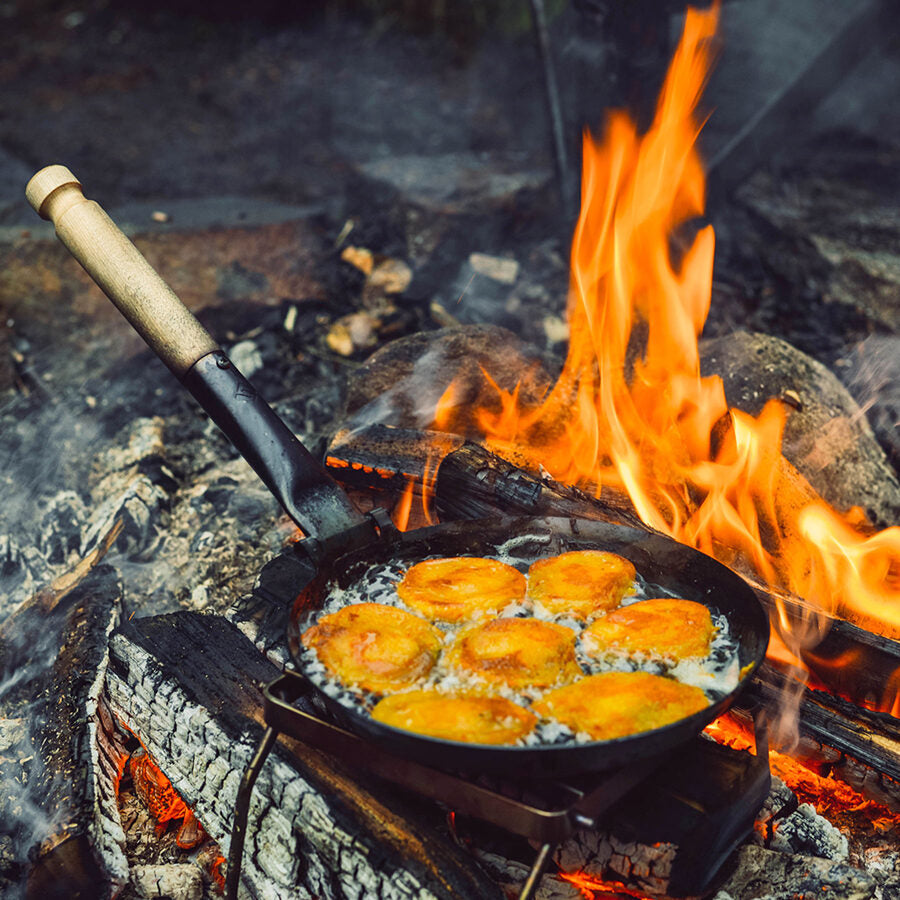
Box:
372;690;537;744
397;556;527;623
582;598;715;661
301;603;442;694
532;672;708;740
446;617;581;690
526;550;636;620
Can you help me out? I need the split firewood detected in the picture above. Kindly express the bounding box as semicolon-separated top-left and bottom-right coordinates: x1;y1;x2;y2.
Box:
0;564;127;899
105;611;504;900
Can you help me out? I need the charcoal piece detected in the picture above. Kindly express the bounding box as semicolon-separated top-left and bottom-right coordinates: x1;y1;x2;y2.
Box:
700;330;900;528
862;848;900;900
768;803;849;861
754;776;798;838
131;863;204;900
106;611;503;900
0;563;127;899
715;845;876;900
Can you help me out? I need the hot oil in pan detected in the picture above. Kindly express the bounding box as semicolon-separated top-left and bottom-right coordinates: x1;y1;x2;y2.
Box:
298;533;741;746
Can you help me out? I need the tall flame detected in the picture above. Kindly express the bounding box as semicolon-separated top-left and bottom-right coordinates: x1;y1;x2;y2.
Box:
434;2;900;692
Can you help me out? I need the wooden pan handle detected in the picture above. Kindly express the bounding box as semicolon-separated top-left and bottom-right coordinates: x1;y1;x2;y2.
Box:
26;165;218;377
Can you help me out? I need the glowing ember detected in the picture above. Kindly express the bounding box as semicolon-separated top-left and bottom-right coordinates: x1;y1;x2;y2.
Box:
427;1;900;691
559;870;655;899
128;747;207;849
707;714;900;836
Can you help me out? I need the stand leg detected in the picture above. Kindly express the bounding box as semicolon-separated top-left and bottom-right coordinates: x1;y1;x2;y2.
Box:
519;841;556;900
225;726;278;900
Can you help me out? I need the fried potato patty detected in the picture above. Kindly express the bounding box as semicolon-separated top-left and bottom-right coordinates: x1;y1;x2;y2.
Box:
446;617;581;690
526;550;635;620
397;556;527;623
533;672;708;740
301;602;441;693
582;598;715;661
372;690;536;744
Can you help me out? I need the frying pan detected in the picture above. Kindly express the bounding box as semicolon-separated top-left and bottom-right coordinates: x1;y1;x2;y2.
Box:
26;165;769;779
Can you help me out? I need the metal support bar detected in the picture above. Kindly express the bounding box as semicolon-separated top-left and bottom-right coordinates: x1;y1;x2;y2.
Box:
225;726;279;900
519;842;557;900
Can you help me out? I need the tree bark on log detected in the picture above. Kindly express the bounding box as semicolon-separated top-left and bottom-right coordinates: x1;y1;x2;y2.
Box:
105;611;504;900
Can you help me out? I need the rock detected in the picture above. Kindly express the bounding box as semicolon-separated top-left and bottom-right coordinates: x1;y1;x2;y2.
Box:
131;863;203;900
700;331;900;527
840;335;900;473
716;845;876;900
342;324;552;436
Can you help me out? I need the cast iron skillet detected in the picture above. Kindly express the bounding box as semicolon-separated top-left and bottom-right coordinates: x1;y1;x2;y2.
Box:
27;166;769;778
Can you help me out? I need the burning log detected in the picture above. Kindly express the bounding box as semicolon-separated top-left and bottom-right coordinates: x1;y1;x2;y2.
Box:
105;611;504;900
747;663;900;806
0;562;128;898
434;440;644;529
326;424;645;529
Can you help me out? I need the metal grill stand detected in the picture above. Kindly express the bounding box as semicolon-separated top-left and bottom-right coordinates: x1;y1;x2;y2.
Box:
226;671;770;900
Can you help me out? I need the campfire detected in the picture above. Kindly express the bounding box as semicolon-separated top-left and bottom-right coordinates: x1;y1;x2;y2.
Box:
2;2;900;900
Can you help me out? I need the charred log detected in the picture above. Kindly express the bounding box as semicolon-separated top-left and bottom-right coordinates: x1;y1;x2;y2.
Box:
434;441;644;529
0;563;127;899
105;611;504;900
746;663;900;803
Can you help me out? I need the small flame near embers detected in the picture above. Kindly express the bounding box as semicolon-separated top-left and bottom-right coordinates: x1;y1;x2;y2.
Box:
404;2;900;710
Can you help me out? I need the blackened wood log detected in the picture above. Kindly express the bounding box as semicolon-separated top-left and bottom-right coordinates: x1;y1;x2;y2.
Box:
0;563;128;899
434;441;645;529
327;425;465;494
105;611;504;900
748;663;900;800
326;424;644;529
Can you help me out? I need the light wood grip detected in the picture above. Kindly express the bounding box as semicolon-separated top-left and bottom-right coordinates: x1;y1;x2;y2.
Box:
25;165;218;377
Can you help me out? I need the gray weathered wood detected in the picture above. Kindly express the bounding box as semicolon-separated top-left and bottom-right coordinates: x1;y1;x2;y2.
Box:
105;611;504;900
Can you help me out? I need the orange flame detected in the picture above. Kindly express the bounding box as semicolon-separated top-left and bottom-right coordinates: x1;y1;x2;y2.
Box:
429;1;900;706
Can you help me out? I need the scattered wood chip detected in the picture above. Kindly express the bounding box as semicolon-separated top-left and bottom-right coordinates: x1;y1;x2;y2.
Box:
325;312;381;356
469;252;519;284
150;210;170;223
341;245;374;276
369;257;412;294
430;300;460;328
335;218;355;247
782;389;803;410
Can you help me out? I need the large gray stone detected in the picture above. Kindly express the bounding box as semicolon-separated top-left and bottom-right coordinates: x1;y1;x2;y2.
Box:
701;330;900;527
